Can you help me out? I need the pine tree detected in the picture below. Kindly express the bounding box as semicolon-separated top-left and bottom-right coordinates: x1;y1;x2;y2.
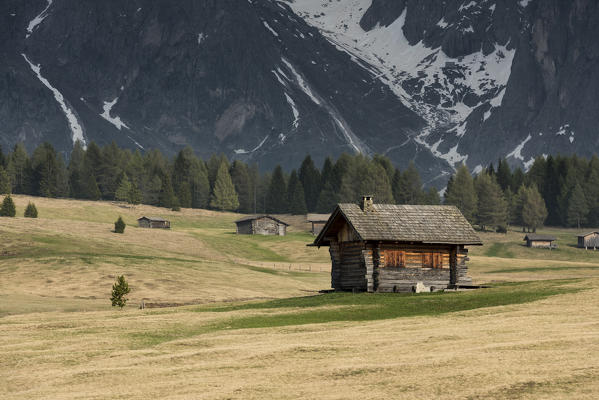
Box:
567;183;589;229
475;173;507;231
0;195;16;217
190;165;210;209
391;168;402;204
158;174;176;208
266;165;287;213
287;170;308;215
496;158;513;191
423;187;441;205
299;155;321;212
128;183;142;205
110;275;130;309
372;154;395;183
31;142;66;197
207;154;228;190
521;185;548;232
395;162;424;204
0;166;10;194
444;164;478;224
9;143;31;194
172;148;195;208
583;157;599;226
316;181;338;213
24;202;38;218
210;161;239;211
114;216;126;233
115;173;132;202
68;140;86;198
230;161;251;212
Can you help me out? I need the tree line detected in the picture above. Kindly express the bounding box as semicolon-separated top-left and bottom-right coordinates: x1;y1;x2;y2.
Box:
0;141;597;229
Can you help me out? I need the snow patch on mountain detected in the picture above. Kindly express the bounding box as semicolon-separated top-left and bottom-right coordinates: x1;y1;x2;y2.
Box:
262;21;279;37
22;54;86;147
284;93;300;128
26;0;53;39
507;134;532;161
288;0;516;167
100;97;130;130
280;58;321;105
234;135;269;155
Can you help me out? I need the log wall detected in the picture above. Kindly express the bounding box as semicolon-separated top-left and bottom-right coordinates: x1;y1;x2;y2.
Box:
329;240;472;293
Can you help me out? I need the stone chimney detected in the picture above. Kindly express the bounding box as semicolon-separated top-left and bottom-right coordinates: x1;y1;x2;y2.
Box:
361;195;374;212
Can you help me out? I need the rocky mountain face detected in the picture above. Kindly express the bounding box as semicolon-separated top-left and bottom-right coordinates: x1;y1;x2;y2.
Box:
1;0;598;186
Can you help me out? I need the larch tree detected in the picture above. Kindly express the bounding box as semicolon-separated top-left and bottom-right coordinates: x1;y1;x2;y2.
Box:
230;160;252;213
444;164;477;224
210;161;239;211
115;173;132;202
567;183;589;229
475;172;507;231
521;185;548;232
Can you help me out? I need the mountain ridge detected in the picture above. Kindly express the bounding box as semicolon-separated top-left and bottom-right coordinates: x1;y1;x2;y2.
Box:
1;0;598;186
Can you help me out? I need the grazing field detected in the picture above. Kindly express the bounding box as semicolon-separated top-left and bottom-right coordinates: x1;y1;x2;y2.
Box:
1;195;599;399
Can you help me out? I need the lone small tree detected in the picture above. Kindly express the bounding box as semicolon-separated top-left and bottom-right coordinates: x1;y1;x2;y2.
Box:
114;216;126;233
24;202;38;218
0;195;16;217
111;275;130;309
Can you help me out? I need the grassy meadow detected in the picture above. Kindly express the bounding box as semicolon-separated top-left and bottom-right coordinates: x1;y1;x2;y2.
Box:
1;195;599;399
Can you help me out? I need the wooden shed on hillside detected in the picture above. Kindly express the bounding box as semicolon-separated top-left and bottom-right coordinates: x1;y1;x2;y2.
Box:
523;234;556;249
307;213;331;235
235;215;289;236
311;196;482;293
137;216;171;229
577;231;599;249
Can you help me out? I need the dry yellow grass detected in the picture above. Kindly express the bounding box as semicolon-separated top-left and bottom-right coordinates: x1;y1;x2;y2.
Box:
2;195;599;399
1;281;598;399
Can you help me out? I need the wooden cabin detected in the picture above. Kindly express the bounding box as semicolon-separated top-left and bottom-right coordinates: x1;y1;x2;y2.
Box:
307;213;331;235
311;196;482;293
577;231;599;249
523;234;556;249
137;216;171;229
235;215;289;236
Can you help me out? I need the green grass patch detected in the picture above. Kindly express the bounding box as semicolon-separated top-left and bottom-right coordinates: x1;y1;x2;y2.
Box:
190;231;291;262
491;265;599;273
485;242;515;258
129;280;580;348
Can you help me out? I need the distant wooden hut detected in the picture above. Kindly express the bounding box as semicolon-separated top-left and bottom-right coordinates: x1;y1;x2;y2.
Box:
577;231;599;249
306;213;331;235
235;215;289;236
523;234;556;249
137;216;171;229
311;196;482;293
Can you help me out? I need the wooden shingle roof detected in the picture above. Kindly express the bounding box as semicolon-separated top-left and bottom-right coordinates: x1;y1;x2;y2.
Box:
577;231;599;238
235;215;290;226
313;204;482;246
524;234;556;241
138;216;169;222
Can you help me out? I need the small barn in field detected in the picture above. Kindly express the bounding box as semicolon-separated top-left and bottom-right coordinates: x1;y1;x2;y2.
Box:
577;231;599;249
137;216;171;229
523;234;556;249
311;196;482;293
235;215;289;236
307;213;331;235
